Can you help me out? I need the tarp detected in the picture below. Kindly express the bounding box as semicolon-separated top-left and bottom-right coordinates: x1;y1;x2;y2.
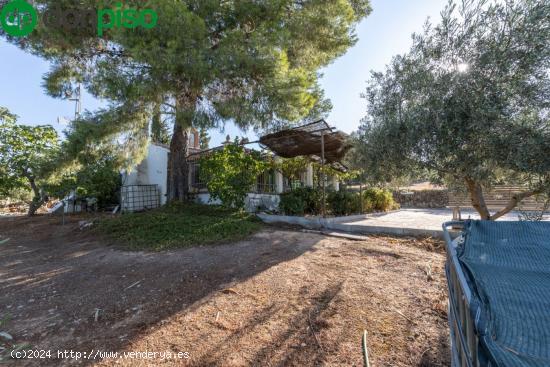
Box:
458;221;550;366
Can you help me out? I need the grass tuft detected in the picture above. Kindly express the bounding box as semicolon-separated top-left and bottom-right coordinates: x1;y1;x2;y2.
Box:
97;203;263;251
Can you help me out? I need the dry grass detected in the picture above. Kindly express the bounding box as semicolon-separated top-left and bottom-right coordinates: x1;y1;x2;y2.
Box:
97;233;450;366
0;214;449;366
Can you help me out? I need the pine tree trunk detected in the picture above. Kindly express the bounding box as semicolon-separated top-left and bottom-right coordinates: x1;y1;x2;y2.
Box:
167;124;190;202
166;96;196;202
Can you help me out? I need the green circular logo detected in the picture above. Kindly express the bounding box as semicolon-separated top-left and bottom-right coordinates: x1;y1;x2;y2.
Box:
1;0;38;37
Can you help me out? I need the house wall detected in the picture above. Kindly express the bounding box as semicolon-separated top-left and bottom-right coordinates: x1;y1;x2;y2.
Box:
123;144;169;205
196;193;280;212
122;144;340;213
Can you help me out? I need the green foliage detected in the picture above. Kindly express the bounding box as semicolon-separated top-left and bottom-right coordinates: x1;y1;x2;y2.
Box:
5;0;371;200
279;187;323;215
276;157;310;182
362;188;397;212
97;203;263;251
0;107;17;124
279;192;306;215
0;109;60;215
0;188;33;204
59;103;151;173
150;103;171;145
47;158;121;208
327;190;360;216
199;128;210;150
354;0;550;219
76;159;121;206
200;144;266;209
326;188;396;216
278;185;396;216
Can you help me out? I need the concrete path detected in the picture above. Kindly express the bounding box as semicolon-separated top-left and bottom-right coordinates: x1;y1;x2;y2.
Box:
341;208;547;229
259;209;549;238
337;209;548;237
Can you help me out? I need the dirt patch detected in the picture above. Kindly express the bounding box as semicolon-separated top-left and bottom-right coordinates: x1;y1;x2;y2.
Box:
0;215;449;366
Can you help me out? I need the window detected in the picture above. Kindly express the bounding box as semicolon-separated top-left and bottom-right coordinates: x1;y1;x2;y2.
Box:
254;169;276;194
189;161;206;190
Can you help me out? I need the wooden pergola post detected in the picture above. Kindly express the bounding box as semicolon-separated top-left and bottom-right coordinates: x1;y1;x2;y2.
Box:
321;131;326;218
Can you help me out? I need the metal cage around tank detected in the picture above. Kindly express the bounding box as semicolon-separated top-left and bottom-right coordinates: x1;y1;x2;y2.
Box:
120;184;160;213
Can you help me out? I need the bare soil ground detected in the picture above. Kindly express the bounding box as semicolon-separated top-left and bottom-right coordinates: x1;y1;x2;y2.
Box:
0;215;449;366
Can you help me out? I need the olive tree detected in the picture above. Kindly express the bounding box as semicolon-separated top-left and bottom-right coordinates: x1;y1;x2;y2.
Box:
0;109;60;215
355;0;550;220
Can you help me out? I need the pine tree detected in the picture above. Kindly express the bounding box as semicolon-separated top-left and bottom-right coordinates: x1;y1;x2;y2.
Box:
5;0;371;201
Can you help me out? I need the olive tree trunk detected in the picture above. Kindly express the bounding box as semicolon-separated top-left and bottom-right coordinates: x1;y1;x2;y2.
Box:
464;177;544;220
465;177;491;220
27;175;44;216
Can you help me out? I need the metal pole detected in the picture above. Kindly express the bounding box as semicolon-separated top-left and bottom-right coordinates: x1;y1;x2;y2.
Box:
362;330;371;367
69;84;82;120
321;131;326;218
360;182;363;214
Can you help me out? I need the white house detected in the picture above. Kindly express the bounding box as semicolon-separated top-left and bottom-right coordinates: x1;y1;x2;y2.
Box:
121;120;348;213
121;144;340;213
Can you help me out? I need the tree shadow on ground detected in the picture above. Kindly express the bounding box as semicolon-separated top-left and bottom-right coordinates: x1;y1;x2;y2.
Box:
0;214;323;366
193;282;344;366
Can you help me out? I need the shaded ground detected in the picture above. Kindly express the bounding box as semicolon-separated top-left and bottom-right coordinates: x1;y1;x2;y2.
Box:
0;215;449;366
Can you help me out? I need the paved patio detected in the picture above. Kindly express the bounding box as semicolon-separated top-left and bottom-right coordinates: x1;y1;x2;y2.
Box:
259;208;549;238
342;208;545;229
336;208;549;237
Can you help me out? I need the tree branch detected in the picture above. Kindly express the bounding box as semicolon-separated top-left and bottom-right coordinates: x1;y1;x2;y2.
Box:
490;188;544;221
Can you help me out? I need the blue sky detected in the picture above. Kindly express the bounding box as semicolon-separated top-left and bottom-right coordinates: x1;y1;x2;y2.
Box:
0;0;447;147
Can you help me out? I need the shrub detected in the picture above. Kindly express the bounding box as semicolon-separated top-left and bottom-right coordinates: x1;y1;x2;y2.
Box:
46;158;122;209
363;188;398;212
279;192;305;215
279;187;398;216
200;144;266;209
327;191;360;216
279;187;322;215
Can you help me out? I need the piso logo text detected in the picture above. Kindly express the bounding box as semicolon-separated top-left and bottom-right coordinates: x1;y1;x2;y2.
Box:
0;0;158;37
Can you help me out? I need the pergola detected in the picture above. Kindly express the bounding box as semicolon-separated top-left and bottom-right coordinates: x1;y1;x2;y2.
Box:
258;119;351;172
187;119;352;216
258;119;352;216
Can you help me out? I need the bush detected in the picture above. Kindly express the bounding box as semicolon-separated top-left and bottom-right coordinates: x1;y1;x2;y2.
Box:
279;187;322;215
363;188;398;212
278;187;398;216
279;192;305;215
327;191;360;216
200;144;266;209
46;158;122;209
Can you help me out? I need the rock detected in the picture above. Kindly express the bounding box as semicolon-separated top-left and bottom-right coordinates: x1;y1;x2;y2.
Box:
79;221;94;230
0;332;13;341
